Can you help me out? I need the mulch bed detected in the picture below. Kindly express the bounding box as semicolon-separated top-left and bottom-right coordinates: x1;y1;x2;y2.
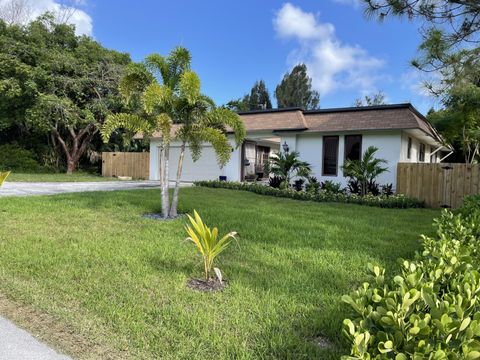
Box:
186;278;226;292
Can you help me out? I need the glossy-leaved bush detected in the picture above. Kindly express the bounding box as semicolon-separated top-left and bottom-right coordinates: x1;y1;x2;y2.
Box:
341;196;480;359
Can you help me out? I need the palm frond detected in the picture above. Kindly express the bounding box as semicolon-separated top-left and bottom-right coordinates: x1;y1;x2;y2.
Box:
143;83;173;115
101;113;153;143
179;71;201;105
119;63;154;103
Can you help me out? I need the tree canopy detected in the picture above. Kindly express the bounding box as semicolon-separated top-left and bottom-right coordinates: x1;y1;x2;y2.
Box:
0;14;130;173
225;80;272;112
275;64;320;110
354;91;386;107
362;0;480;93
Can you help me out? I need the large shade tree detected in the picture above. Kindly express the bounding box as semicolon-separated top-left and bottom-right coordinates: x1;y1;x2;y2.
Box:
101;47;245;219
429;83;480;163
0;14;130;173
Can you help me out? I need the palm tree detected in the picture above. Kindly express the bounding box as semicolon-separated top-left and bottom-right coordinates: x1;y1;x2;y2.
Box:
101;47;245;218
341;146;388;196
267;151;311;187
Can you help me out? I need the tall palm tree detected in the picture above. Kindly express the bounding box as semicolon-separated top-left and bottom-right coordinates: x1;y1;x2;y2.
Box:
101;47;245;218
341;146;388;196
267;151;311;187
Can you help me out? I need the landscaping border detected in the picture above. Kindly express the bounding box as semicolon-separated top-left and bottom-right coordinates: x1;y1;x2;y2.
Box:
194;181;424;209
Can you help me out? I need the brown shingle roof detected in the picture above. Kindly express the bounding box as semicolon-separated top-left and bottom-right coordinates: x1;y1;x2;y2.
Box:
138;104;443;143
239;104;442;142
237;108;307;131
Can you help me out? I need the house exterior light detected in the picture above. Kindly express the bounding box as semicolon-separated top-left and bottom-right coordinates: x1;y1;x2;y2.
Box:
282;141;289;153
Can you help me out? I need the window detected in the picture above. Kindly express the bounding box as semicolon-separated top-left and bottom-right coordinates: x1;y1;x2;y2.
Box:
419;143;425;162
407;137;412;159
344;135;362;161
322;136;339;176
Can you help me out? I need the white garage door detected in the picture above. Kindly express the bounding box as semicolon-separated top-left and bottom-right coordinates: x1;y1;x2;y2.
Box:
167;145;222;182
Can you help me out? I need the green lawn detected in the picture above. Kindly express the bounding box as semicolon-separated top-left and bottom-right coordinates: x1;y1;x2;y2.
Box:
6;172;119;182
0;187;439;359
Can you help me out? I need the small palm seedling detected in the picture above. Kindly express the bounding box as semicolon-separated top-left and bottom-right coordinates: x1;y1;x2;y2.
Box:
0;171;11;187
185;210;237;281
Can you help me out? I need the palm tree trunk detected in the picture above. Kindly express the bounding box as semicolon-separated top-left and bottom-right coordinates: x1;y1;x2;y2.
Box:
169;141;186;218
159;141;170;218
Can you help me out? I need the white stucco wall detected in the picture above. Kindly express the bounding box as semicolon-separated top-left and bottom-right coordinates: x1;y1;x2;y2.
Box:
283;131;402;188
400;131;441;163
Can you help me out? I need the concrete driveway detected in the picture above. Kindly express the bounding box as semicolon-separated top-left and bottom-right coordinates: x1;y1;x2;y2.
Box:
0;316;71;360
0;181;160;197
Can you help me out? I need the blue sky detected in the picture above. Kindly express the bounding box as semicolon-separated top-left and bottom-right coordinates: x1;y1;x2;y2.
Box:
35;0;439;113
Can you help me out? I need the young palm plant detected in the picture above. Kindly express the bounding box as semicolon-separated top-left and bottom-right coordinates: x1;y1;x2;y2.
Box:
0;171;10;186
341;146;388;196
267;151;311;188
185;210;237;281
101;47;245;218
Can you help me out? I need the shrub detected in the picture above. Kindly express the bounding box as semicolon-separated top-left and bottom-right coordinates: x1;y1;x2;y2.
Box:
341;201;480;359
367;180;380;196
269;175;283;188
320;180;344;194
306;176;320;194
381;183;393;196
347;178;361;195
194;181;424;209
0;144;41;172
293;178;305;191
185;210;237;280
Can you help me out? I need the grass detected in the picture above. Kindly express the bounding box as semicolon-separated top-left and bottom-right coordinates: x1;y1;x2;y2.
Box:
0;187;439;359
7;172;119;182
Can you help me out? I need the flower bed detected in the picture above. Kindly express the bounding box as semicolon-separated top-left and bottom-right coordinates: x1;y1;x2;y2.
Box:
194;180;424;209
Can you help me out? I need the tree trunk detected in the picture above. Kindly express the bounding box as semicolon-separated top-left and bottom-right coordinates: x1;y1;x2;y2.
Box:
52;125;96;175
159;142;170;218
169;141;186;218
66;158;76;174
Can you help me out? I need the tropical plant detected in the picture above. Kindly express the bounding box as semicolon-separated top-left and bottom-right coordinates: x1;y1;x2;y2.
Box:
268;175;283;188
381;183;393;196
305;176;320;194
267;151;311;187
320;180;344;194
342;146;388;196
101;47;245;218
293;178;305;191
185;210;237;281
0;171;10;186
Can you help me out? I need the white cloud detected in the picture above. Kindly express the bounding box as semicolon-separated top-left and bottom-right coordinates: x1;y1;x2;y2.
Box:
0;0;93;36
273;3;385;96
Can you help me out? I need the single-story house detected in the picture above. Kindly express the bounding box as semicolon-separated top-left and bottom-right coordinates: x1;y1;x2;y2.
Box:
145;103;450;189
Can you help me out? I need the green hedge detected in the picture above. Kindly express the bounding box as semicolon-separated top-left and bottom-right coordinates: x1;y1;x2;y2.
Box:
194;180;424;209
341;196;480;359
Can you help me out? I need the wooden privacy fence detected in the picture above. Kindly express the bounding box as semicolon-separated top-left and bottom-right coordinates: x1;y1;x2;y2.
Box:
397;163;480;208
102;152;149;180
